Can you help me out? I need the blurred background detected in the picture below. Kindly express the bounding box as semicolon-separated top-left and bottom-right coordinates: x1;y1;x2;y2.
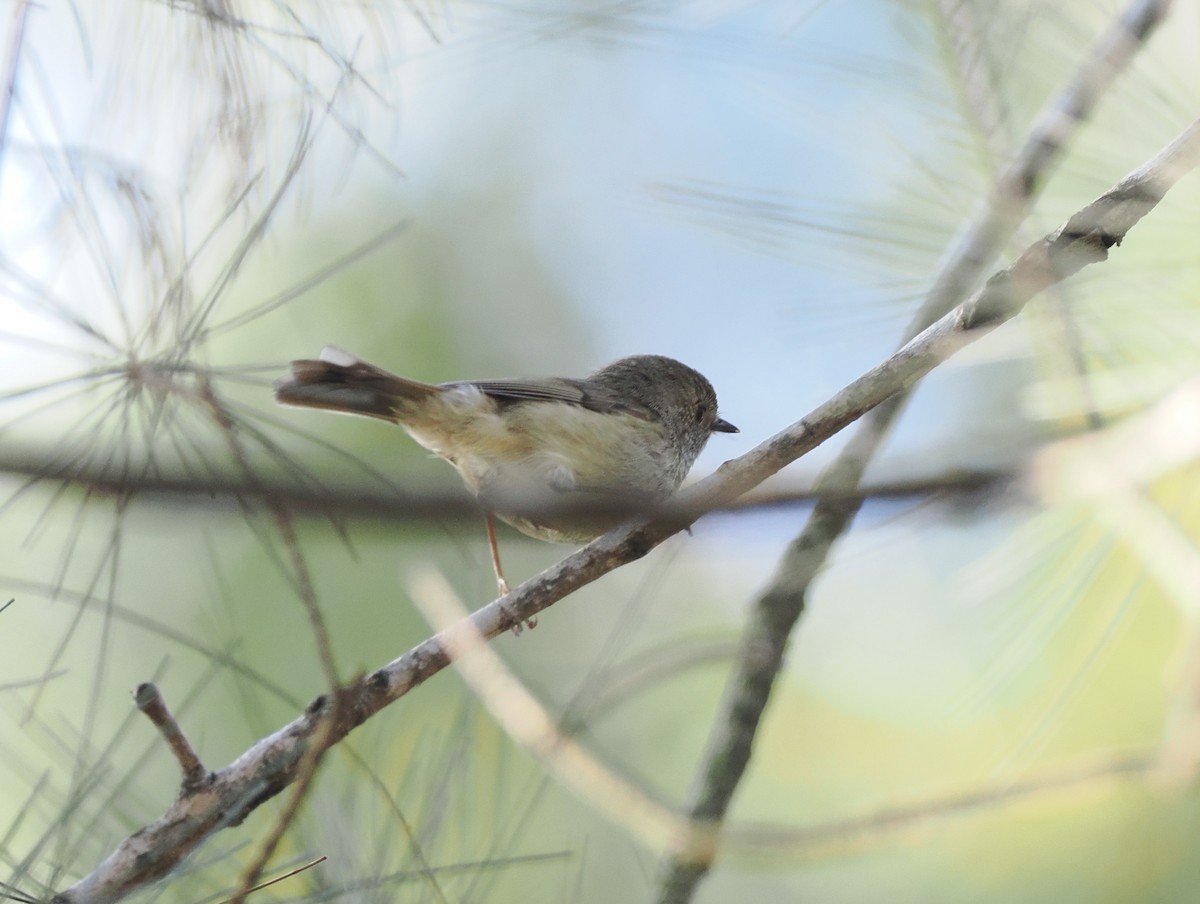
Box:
2;0;1200;901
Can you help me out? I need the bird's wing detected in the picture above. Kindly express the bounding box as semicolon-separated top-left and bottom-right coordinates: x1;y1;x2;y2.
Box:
453;377;657;421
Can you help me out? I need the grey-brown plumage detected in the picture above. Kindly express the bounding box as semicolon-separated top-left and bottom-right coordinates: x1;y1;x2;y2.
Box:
275;348;737;543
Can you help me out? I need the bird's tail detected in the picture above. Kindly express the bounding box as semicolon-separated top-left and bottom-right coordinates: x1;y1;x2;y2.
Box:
274;347;440;421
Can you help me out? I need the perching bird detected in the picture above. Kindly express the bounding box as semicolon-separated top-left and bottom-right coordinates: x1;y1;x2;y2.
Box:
275;347;737;601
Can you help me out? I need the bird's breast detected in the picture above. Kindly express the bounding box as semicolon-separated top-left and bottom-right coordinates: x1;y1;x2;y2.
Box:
398;390;674;540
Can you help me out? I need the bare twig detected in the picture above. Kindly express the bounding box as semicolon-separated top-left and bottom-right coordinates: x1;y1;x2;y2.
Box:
0;448;1015;521
46;120;1200;904
134;683;208;791
926;0;1173;335
653;2;1176;900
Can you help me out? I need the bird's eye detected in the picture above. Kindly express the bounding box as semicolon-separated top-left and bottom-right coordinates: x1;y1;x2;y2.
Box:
694;403;707;424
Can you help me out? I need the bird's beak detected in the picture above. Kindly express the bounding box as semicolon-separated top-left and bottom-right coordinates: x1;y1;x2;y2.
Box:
712;418;739;434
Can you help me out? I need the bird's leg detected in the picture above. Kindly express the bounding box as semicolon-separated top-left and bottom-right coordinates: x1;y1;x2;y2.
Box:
484;513;508;600
486;513;510;597
486;515;537;633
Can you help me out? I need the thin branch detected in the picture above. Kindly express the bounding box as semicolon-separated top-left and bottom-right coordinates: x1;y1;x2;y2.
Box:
0;448;1016;521
707;751;1154;861
921;0;1173;342
46;119;1200;904
134;683;208;792
653;2;1176;899
212;855;326;904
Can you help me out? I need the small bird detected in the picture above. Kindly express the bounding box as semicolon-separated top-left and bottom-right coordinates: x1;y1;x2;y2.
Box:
275;347;737;603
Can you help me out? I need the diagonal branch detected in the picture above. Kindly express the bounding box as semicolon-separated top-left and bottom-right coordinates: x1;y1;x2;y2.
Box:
49;117;1200;904
653;1;1175;899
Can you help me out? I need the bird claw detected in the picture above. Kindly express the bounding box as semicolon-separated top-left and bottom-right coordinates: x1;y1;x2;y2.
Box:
510;615;537;636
